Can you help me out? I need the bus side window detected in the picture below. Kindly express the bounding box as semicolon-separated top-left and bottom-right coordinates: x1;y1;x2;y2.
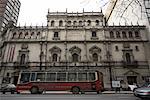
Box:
57;73;66;81
68;73;77;81
89;73;95;81
36;73;45;81
31;73;36;81
78;73;87;81
20;73;30;83
46;73;56;81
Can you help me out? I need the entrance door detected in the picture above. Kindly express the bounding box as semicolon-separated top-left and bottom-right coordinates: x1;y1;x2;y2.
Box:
13;76;19;85
127;76;137;85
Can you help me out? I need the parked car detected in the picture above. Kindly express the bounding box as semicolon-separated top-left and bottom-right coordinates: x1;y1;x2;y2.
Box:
0;84;16;94
134;83;150;99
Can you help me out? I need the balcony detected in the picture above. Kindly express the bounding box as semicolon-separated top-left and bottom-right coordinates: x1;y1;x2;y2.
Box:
0;61;148;69
121;61;138;68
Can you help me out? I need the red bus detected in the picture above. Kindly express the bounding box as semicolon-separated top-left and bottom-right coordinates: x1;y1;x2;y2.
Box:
16;70;103;94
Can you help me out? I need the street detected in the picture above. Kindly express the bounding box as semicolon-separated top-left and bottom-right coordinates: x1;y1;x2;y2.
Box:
0;93;141;100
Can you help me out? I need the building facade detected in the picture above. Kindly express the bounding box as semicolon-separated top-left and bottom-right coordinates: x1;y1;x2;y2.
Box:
0;11;150;89
0;0;21;33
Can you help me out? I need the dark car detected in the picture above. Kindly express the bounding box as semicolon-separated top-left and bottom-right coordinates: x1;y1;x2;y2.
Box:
0;84;16;94
134;82;150;99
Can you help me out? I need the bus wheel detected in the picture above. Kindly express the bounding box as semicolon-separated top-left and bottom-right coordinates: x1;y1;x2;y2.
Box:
30;86;39;94
72;87;80;94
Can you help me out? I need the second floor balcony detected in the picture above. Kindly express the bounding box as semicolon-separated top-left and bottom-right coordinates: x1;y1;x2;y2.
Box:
1;60;149;69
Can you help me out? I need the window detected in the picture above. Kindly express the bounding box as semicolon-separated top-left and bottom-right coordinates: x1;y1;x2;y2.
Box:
93;53;98;62
59;20;63;26
110;31;114;38
126;53;131;63
122;31;127;38
115;46;119;51
25;32;28;39
129;31;133;38
78;73;87;81
92;31;97;37
20;54;26;64
51;20;55;26
67;21;71;26
57;73;66;81
135;46;139;51
79;21;82;26
46;73;56;81
73;21;77;26
54;32;58;38
12;32;16;39
72;53;79;62
116;31;121;38
87;20;91;26
68;73;77;81
20;73;30;83
31;73;36;81
6;73;9;77
37;32;40;39
95;20;99;26
31;32;35;39
135;31;140;38
89;73;95;81
19;32;23;38
36;73;45;81
52;53;58;62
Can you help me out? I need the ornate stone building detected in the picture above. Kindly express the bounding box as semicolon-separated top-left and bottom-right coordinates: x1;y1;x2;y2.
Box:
0;11;150;89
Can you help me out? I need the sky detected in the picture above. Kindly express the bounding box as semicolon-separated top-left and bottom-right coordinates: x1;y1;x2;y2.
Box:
18;0;109;26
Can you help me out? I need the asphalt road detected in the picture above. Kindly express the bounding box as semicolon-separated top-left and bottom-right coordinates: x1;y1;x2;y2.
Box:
0;94;141;100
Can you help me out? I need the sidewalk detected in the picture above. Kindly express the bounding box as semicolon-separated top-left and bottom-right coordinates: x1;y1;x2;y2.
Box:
19;91;133;94
102;91;133;94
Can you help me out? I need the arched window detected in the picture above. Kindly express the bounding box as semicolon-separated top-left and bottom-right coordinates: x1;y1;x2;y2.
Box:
25;32;28;39
31;32;34;39
72;53;79;62
96;20;99;26
37;32;40;39
73;21;77;26
92;31;97;37
59;20;63;26
116;31;121;38
79;21;82;26
19;32;23;39
110;31;114;38
126;53;131;63
122;31;127;38
67;21;71;26
52;54;58;62
129;31;133;38
93;53;98;62
51;21;55;26
20;54;26;64
135;31;140;38
87;20;91;26
54;32;58;38
12;32;16;39
115;46;119;51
